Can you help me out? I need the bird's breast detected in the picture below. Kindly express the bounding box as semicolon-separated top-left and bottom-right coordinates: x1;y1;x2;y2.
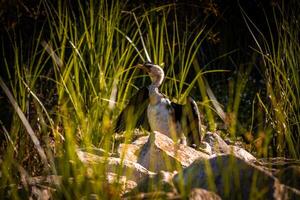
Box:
147;98;175;137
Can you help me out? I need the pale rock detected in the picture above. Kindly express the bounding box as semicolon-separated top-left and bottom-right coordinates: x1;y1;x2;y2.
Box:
123;191;181;199
189;188;222;200
204;132;255;162
77;147;115;157
136;131;210;172
31;186;52;200
229;145;256;162
118;136;149;162
105;172;137;194
27;175;61;186
132;135;150;146
203;132;230;154
197;141;213;155
118;144;140;162
76;149;155;183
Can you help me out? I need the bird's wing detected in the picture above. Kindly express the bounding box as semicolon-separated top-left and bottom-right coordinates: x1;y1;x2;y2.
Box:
171;97;202;146
114;87;150;133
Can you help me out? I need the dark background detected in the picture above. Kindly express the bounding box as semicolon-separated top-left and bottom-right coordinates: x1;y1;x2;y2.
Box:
0;0;285;136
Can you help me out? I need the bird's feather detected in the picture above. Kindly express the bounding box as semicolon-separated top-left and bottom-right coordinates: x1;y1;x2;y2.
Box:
114;87;150;133
171;97;202;146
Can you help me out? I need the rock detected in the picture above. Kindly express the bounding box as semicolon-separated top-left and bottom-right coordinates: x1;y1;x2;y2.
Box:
256;157;300;170
203;132;230;154
118;143;140;162
77;147;116;157
254;157;300;179
203;132;255;162
30;186;52;200
132;135;150;146
14;172;62;200
125;170;177;196
114;129;149;144
123;191;181;200
280;185;300;200
76;149;155;183
173;155;297;200
20;175;61;200
125;171;222;200
229;145;256;162
197;141;213;155
105;172;137;194
136;131;210;172
26;175;62;186
276;165;300;190
189;188;222;200
118;136;149;162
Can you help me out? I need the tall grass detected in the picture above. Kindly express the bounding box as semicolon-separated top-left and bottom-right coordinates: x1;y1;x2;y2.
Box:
1;0;299;199
1;19;55;197
241;1;300;158
0;0;220;198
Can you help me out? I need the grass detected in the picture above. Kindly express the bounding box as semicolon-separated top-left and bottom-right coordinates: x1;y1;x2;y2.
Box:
0;0;299;199
241;1;300;158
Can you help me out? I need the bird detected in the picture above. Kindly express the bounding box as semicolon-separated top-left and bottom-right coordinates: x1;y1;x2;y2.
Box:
115;62;202;147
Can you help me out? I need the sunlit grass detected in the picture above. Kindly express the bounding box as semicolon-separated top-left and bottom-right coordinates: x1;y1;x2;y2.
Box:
241;1;300;158
0;0;299;199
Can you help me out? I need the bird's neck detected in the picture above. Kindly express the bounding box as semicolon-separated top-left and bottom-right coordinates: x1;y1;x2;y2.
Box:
148;84;163;105
150;73;164;88
148;68;164;105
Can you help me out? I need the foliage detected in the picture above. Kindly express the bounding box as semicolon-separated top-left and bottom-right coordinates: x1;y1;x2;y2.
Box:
0;0;299;198
241;1;300;158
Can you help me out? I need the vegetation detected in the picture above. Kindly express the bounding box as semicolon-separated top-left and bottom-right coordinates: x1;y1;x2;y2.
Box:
0;0;299;198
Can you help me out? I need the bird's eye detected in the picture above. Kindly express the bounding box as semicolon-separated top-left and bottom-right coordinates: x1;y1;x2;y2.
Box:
144;61;154;69
144;61;152;65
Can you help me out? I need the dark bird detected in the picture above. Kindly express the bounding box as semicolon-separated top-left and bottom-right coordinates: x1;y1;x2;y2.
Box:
115;62;202;147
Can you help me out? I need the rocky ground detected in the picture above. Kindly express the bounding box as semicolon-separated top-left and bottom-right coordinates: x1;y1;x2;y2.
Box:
20;130;300;199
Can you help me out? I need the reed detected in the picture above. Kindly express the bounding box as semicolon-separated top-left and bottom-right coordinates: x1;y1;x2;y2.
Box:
1;0;299;199
241;1;300;158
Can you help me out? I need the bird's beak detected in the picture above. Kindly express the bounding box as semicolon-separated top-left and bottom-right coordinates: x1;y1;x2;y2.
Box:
136;63;151;73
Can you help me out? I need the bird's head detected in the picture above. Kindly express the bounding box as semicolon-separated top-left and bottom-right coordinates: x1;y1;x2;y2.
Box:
137;62;165;87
